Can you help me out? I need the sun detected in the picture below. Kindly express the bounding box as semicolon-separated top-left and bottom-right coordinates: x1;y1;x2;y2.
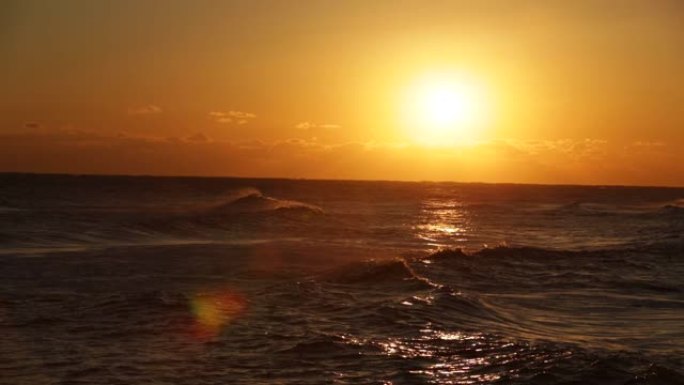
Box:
402;73;489;146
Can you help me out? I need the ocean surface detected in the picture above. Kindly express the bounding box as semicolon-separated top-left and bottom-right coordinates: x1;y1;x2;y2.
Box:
1;173;683;384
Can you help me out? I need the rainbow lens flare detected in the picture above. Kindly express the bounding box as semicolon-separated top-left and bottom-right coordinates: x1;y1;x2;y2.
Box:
189;289;247;340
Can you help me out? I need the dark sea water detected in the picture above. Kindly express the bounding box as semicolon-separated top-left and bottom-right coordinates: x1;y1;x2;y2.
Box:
1;173;683;384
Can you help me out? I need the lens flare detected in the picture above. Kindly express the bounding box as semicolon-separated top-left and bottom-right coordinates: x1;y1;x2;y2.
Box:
189;289;246;340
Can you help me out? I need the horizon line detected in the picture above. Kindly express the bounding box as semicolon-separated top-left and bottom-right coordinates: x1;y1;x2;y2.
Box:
2;171;683;190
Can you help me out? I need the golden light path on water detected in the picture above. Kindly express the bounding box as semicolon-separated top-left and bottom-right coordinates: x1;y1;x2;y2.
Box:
414;199;471;249
341;328;507;384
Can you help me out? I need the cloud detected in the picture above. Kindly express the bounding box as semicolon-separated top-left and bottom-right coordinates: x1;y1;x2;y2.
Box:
0;130;682;186
630;141;666;148
127;105;162;115
295;122;341;130
210;110;256;124
184;133;212;143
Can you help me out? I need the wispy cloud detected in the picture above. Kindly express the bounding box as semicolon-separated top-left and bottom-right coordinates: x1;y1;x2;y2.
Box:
630;141;666;148
127;104;162;115
210;111;256;124
184;133;212;143
1;130;681;186
295;122;341;130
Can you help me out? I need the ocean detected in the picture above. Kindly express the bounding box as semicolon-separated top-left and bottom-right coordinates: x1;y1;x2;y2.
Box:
1;173;682;384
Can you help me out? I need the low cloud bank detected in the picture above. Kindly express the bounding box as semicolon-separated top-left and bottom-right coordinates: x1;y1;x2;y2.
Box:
1;129;682;186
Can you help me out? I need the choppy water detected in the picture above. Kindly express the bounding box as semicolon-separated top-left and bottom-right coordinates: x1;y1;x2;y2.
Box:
1;173;683;384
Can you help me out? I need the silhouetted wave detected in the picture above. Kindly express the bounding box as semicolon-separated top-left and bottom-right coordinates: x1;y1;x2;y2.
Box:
210;189;324;214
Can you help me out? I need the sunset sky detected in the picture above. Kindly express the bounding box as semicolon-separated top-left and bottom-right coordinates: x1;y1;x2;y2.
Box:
2;0;683;186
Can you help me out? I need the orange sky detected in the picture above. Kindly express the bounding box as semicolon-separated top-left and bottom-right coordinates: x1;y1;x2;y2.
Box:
2;0;684;185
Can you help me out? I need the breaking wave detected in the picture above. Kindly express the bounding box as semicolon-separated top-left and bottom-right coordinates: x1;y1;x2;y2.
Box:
209;189;324;214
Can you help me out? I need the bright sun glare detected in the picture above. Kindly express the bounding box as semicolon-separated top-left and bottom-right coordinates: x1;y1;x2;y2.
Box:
402;73;489;146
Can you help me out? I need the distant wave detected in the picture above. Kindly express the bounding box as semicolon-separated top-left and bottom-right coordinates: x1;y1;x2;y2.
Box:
209;189;324;214
107;189;327;246
545;201;632;216
0;187;326;251
660;202;684;216
537;198;684;218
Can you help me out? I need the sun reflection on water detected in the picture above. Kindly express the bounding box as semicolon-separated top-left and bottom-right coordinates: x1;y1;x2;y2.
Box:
359;326;511;384
414;199;472;248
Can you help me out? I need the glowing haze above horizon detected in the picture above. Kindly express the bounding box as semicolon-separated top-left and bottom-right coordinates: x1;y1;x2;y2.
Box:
2;0;684;186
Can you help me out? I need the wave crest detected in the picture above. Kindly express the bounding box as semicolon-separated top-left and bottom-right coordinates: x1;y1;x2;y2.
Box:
210;189;324;214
